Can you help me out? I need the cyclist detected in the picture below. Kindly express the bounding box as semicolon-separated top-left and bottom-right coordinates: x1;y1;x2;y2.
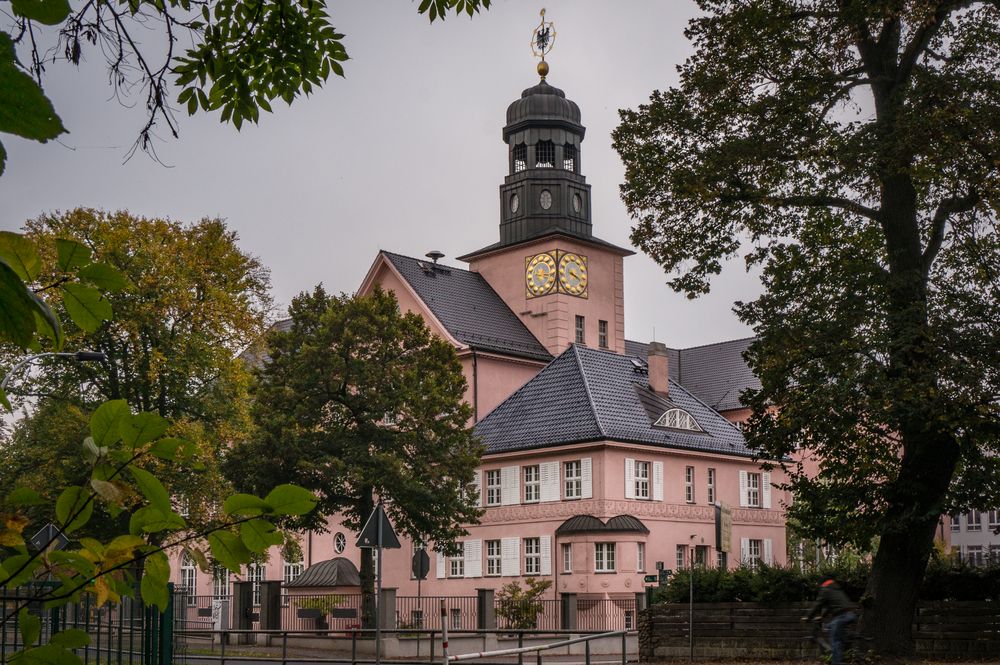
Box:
803;575;858;665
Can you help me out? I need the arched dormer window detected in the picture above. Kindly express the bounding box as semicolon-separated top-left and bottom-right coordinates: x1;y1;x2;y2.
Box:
654;408;703;432
513;144;527;173
535;140;555;168
563;144;576;172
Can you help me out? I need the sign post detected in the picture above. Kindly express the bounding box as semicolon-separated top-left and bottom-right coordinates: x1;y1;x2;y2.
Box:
357;503;401;665
412;546;430;656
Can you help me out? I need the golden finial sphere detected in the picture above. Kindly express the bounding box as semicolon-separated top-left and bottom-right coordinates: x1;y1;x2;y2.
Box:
537;60;549;78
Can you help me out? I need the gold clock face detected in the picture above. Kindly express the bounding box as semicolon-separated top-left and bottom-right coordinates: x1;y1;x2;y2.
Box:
525;252;556;297
558;252;588;296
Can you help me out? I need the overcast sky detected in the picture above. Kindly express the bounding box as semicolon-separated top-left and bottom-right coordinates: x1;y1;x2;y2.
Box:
0;0;761;349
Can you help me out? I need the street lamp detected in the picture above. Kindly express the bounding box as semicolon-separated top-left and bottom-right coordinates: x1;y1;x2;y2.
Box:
2;351;107;392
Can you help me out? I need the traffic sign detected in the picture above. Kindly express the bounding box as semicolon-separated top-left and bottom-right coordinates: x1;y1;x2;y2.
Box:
30;523;68;553
356;503;401;549
643;574;658;583
412;549;431;580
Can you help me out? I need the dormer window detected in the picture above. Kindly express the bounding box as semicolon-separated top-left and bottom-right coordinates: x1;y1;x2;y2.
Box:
535;141;555;168
563;144;576;171
654;408;703;432
513;144;527;173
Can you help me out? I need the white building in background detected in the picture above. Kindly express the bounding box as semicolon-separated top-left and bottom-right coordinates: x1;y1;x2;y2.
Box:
949;509;1000;565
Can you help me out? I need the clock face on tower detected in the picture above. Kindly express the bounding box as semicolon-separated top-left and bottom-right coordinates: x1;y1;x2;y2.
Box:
558;252;588;296
525;252;556;297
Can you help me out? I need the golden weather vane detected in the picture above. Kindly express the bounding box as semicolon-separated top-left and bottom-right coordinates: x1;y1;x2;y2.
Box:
530;8;556;80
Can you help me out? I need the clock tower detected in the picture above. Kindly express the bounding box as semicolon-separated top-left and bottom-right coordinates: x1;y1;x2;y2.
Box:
458;16;632;356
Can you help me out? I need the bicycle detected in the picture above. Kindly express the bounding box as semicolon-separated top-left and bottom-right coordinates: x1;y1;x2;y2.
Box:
804;616;874;664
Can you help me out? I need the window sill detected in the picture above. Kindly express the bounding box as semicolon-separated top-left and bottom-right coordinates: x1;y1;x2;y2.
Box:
594;571;616;575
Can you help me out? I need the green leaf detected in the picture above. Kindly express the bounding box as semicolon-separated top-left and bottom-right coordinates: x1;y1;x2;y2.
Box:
0;385;9;410
6;487;44;506
77;262;129;292
208;530;251;573
129;466;170;512
29;291;63;349
264;484;317;516
119;411;169;449
55;239;91;272
49;629;90;649
142;550;171;609
89;399;128;446
240;519;283;553
149;437;183;460
1;554;39;587
19;608;40;645
9;643;84;665
0;260;37;348
222;493;270;517
0;231;42;281
10;0;71;25
128;506;184;535
60;283;112;333
54;486;92;534
0;33;66;141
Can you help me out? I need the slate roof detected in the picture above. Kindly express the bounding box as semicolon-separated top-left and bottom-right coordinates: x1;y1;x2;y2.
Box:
625;338;760;413
381;252;552;362
474;345;753;457
284;558;361;588
555;514;649;535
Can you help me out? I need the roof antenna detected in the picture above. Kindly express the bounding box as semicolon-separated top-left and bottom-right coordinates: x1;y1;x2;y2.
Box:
426;250;444;265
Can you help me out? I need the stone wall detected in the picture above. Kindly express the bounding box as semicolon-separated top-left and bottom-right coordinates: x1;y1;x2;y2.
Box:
640;601;1000;660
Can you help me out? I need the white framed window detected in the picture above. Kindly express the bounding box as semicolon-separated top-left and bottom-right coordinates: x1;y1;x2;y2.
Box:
624;610;635;630
246;562;265;606
950;514;961;532
990;544;1000;564
967;510;982;532
451;608;462;630
212;566;230;599
411;609;424;628
181;553;197;607
707;468;716;504
565;461;582;499
575;315;585;344
654;408;702;432
746;472;761;508
525;538;541;575
598;320;608;349
524;465;540;503
685;466;695;503
695;546;709;568
595;543;615;573
562;543;572;573
282;557;303;606
717;551;728;570
637;543;646;573
334;532;347;554
486;540;501;576
635;461;651;499
965;545;984;567
746;539;763;569
486;470;502;506
989;510;1000;530
676;544;686;570
449;544;465;578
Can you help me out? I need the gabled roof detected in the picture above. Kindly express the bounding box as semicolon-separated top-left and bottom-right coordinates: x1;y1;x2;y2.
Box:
625;337;760;413
380;251;551;362
456;229;634;262
474;345;752;457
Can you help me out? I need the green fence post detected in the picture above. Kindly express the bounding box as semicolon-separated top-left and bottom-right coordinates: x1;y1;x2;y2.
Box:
159;583;174;665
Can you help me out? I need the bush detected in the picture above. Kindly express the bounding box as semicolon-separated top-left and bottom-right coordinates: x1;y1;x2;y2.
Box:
495;578;553;629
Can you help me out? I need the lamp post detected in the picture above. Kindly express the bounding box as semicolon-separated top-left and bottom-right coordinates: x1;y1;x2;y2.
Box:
2;351;107;393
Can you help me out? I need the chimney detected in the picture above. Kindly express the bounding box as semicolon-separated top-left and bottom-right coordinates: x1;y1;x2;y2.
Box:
647;342;670;396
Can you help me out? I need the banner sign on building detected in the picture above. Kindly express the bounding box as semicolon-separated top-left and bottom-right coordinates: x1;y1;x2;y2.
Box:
715;503;733;553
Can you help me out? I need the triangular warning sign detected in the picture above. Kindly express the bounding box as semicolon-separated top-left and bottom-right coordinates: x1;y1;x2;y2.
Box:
356;503;401;549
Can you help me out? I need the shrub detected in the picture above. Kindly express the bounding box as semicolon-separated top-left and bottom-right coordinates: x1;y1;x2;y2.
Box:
495;578;553;629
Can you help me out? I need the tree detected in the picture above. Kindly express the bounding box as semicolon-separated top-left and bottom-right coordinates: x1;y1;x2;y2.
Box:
0;0;491;175
613;0;999;654
2;207;272;532
225;285;482;601
495;578;552;630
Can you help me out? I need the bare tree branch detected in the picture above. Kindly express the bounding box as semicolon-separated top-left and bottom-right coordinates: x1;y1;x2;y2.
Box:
923;188;981;271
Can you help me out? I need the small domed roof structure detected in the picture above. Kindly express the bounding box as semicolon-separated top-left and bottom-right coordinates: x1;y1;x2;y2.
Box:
504;80;584;140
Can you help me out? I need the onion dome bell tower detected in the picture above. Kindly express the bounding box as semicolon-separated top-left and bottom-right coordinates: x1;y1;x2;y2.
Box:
498;22;592;248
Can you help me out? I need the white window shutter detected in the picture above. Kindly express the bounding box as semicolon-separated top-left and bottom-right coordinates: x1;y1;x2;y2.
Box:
540;461;560;502
653;461;664;501
539;536;552;576
501;466;520;505
501;537;520;576
464;539;482;578
764;539;773;565
624;458;636;499
762;471;772;509
740;538;749;564
473;470;483;507
739;470;749;507
436;551;446;579
581;458;593;499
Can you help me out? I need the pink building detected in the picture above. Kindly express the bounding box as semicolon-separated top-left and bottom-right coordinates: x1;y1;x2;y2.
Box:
173;71;788;629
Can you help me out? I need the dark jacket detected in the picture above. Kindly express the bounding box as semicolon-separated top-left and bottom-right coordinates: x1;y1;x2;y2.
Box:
807;580;857;620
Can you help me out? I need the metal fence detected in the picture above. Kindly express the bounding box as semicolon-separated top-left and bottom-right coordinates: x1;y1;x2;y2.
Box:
398;595;479;630
0;583;178;664
495;598;561;631
577;598;637;631
282;593;371;632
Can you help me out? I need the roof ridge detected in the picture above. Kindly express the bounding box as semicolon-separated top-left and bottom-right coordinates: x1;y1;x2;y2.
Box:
572;344;608;439
625;336;757;352
379;249;474;275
